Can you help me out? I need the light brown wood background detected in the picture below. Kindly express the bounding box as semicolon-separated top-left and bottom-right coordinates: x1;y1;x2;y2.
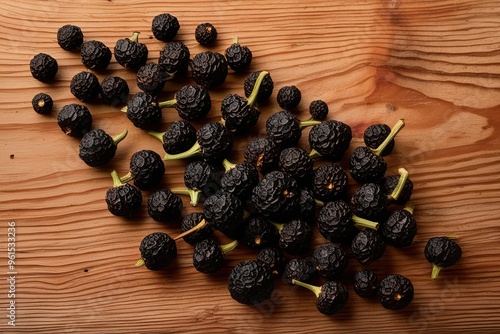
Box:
1;0;499;333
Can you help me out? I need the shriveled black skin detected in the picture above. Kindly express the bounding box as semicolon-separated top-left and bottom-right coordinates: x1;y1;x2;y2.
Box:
244;71;274;103
279;218;312;255
351;183;387;221
283;258;317;284
380;210;417;247
266;111;301;148
126;92;162;130
30;53;58;82
256;247;286;276
240;215;279;249
298;188;317;223
139;232;177;271
228;260;274;305
162;120;197;154
147;189;182;222
129;150;165;190
309;100;329;120
159;41;190;75
317;281;349;315
80;40;112;70
136;62;168;95
203;191;243;235
221;94;260;133
197;122;234;164
114;37;148;70
380;174;414;205
244;137;281;175
251;171;300;223
184;161;216;190
220;162;259;201
32;93;53;114
313;243;348;280
364;123;394;156
424;237;462;267
79;129;117;167
317;200;356;243
277;85;301;110
151;13;180;42
351;229;386;265
312;162;348;202
181;212;213;245
57;104;92;138
193;238;224;274
225;43;252;72
354;269;379;297
100;76;129;106
195;23;218;45
349;146;387;183
175;85;211;121
278;147;314;186
309;120;352;161
70;71;101;102
190;51;228;89
105;183;142;217
378;274;414;310
57;25;83;51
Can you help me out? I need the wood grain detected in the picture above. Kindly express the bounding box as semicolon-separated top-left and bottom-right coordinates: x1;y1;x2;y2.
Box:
1;0;500;333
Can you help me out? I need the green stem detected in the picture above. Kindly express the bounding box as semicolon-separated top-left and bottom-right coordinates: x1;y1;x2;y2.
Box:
174;219;207;240
431;264;442;280
220;240;239;254
299;119;322;129
110;170;124;188
291;279;321;298
158;99;177;108
269;221;284;233
387;167;409;202
171;188;201;206
148;130;166;143
247;71;269;108
222;159;237;172
233;36;239;44
404;202;414;214
121;106;128;112
112;130;128;145
446;234;459;240
163;142;201;161
372;119;405;156
352;214;379;230
130;31;140;43
309;148;322;159
135;258;145;268
315;199;325;207
120;171;133;183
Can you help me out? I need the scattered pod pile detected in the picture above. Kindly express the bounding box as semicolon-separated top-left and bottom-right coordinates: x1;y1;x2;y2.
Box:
30;13;463;315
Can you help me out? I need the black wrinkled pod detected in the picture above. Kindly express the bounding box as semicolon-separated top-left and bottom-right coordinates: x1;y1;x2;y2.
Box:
137;232;177;271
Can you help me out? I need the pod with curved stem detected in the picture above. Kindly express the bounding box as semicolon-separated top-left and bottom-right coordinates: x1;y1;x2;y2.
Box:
387;168;409;202
170;187;201;206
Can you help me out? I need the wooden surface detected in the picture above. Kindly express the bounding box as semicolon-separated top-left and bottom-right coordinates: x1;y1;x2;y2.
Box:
1;0;500;333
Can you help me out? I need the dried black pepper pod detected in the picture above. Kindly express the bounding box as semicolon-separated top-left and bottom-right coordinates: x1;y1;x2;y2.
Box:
159;85;212;121
312;162;348;202
244;71;274;103
283;258;317;284
180;212;213;245
32;93;53;114
244;137;281;175
170;161;218;206
240;215;279;249
147;189;183;222
225;36;252;72
114;32;148;70
221;160;259;201
354;269;379;297
193;238;238;274
70;71;101;102
292;280;349;315
351;182;387;221
57;24;83;51
364;123;395;156
313;243;348;279
79;129;127;167
190;51;228;89
380;173;414;205
151;13;180;42
163;122;233;165
228;260;274;305
100;76;129;106
123;92;162;130
378;274;414;310
105;170;142;217
120;150;165;190
203;191;244;235
316;200;356;243
81;40;112;70
136;62;170;95
136;232;177;271
273;218;312;255
30;53;58;82
277;85;301;110
195;22;218;45
380;202;417;247
309;120;352;161
278;147;314;186
351;229;386;265
266;111;320;148
424;236;462;280
158;41;190;75
308;100;329;120
256;247;286;276
57;103;92;138
148;120;197;155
